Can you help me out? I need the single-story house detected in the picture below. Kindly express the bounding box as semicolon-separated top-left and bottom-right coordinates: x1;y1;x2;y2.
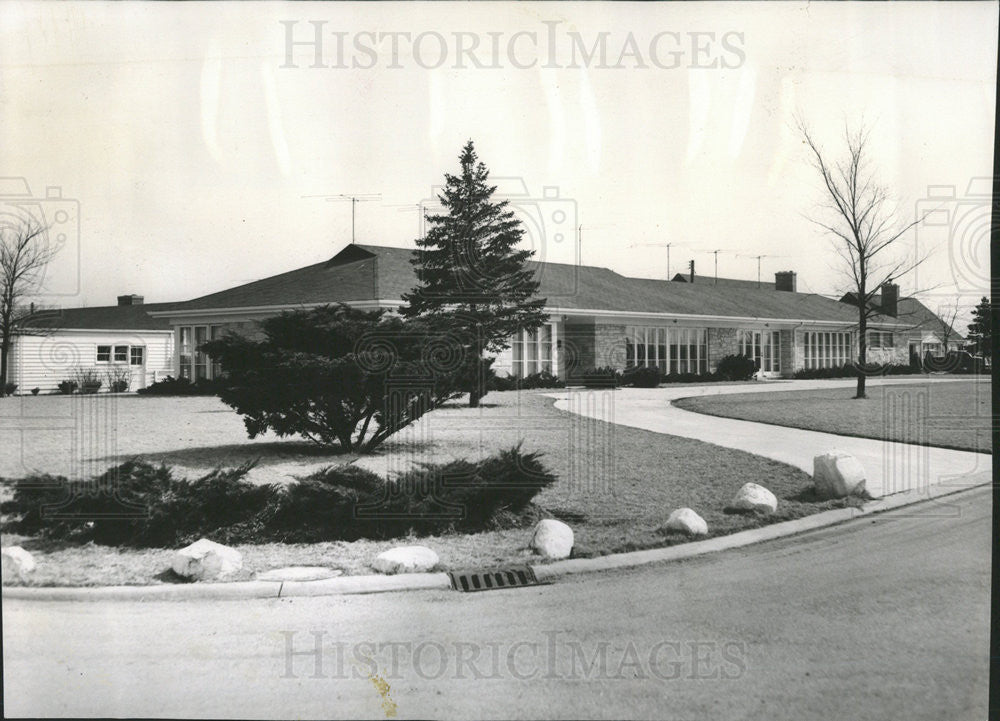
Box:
149;243;920;380
8;295;174;393
839;288;965;361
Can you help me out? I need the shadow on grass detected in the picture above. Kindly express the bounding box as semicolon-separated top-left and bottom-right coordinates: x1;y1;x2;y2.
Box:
153;568;194;584
95;441;354;468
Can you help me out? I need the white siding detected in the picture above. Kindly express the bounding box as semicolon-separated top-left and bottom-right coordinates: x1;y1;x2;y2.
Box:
9;330;174;394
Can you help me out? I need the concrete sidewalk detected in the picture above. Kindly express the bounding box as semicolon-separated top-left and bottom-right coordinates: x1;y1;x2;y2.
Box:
547;377;991;499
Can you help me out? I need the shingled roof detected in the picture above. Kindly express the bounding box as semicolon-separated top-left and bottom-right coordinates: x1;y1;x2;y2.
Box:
158;244;905;326
20;303;173;331
839;293;965;339
670;273;772;292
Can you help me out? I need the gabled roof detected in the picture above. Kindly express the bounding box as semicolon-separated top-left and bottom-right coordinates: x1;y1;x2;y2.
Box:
839;293;965;339
671;273;774;292
20;303;173;331
157;244;906;326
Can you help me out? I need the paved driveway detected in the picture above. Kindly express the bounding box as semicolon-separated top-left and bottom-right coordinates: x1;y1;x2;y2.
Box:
547;377;991;499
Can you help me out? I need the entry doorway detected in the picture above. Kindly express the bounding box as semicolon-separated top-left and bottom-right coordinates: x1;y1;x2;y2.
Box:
738;330;781;376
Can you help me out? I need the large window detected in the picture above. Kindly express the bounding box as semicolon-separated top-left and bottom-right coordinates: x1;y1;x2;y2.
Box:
804;331;853;369
178;324;223;380
511;324;554;378
867;330;894;349
626;327;707;375
96;345;111;363
738;330;781;373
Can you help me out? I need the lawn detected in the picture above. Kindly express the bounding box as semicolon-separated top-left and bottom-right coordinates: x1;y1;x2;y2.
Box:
1;390;863;586
673;379;992;453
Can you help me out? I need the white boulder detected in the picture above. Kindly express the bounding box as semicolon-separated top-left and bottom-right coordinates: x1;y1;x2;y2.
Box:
664;508;709;536
2;546;36;584
171;538;243;581
813;451;867;499
372;546;439;575
730;483;778;513
530;519;574;559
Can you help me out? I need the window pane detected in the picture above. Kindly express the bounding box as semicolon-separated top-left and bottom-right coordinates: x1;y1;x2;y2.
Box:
130;347;144;366
114;345;128;362
97;345;111;363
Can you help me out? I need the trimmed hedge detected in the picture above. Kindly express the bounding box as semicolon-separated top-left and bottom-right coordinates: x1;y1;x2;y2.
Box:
0;446;557;547
488;370;566;391
137;376;223;396
622;366;661;388
716;354;756;381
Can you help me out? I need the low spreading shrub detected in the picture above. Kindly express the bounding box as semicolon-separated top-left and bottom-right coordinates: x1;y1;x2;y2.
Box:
716;354;756;381
576;366;623;388
136;375;221;396
792;363;920;379
31;387;40;395
2;382;16;396
622;365;661;388
201;304;465;451
661;371;726;384
0;446;557;547
488;370;566;391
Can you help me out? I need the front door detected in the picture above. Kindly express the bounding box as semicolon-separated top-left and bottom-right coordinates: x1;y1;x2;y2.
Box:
739;330;781;376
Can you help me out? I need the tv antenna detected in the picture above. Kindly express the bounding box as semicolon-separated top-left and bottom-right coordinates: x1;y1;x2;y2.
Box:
304;193;381;243
699;248;735;286
628;241;687;278
737;253;790;288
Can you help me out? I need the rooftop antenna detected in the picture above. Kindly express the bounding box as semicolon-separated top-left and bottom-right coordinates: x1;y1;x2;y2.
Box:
387;201;433;239
737;253;789;288
304;193;381;243
705;248;730;286
628;241;687;278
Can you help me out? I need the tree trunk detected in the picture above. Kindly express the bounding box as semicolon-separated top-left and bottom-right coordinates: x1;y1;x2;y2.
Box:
856;317;867;399
0;335;9;396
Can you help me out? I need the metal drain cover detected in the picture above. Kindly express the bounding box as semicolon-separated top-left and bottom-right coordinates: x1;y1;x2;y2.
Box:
448;565;545;592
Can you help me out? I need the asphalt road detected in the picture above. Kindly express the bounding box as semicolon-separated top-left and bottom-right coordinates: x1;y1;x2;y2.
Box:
2;486;990;720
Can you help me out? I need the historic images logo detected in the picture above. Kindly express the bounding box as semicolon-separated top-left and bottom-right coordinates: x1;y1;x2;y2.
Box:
280;21;745;71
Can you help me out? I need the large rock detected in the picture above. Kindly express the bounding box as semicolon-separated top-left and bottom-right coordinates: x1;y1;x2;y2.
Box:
813;451;867;499
730;483;778;513
372;546;440;575
171;539;243;581
664;508;709;536
530;519;574;559
2;546;36;584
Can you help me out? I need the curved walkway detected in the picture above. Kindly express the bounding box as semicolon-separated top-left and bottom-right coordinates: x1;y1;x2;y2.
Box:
547;377;991;499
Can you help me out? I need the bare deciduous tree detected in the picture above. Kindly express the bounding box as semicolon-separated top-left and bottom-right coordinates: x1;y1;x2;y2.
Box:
1;219;58;396
800;120;928;399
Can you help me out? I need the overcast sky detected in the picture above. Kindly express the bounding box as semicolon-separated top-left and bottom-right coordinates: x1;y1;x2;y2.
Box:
1;2;995;325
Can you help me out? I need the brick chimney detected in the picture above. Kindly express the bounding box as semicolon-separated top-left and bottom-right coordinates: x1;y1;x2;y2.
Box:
117;294;144;306
774;271;797;292
880;281;898;317
688;260;695;283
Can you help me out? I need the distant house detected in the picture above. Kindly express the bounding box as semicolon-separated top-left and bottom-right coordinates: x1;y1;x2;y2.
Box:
8;295;174;394
150;243;916;380
838;284;965;362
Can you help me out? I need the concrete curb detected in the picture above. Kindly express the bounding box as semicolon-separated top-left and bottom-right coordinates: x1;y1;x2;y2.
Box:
3;478;987;602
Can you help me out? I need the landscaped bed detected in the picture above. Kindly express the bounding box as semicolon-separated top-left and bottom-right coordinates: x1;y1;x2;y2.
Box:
1;390;864;587
673;379;992;453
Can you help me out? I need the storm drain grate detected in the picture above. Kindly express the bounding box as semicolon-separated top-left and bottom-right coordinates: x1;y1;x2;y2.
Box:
448;565;545;592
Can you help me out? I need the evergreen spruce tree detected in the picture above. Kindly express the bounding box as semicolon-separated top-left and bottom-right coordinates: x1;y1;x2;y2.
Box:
401;141;547;407
967;296;991;357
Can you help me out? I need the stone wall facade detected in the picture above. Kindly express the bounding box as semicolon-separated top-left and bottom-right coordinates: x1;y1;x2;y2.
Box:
707;327;739;372
595;324;627;369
